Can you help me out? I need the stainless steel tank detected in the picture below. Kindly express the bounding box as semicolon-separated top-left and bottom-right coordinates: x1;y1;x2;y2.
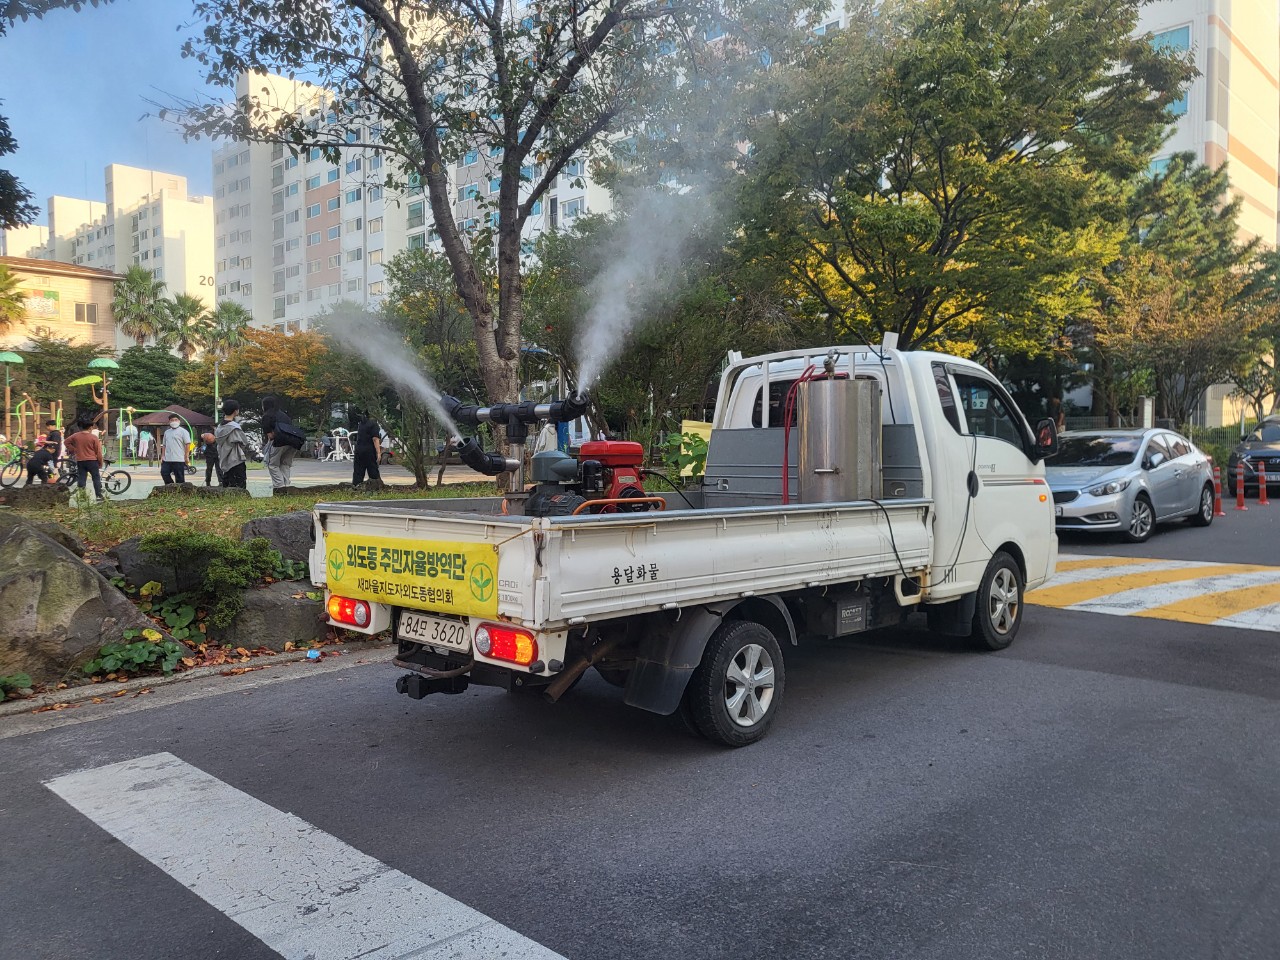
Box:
796;377;882;502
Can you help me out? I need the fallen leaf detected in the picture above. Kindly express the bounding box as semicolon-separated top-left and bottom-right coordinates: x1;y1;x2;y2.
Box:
113;690;127;697
283;641;296;651
235;647;250;657
105;672;117;681
91;697;104;704
116;676;128;684
56;683;68;690
181;657;196;668
133;688;153;697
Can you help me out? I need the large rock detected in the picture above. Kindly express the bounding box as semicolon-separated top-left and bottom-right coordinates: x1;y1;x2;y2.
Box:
194;486;250;498
0;485;72;509
207;581;325;650
148;483;196;499
272;482;354;497
24;519;86;557
239;511;314;563
107;536;205;594
0;514;160;685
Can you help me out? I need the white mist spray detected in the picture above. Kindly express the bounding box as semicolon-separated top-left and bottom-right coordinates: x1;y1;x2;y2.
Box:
323;306;461;436
575;188;709;389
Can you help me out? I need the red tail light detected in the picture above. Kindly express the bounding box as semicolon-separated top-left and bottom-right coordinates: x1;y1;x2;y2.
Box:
327;595;371;628
474;623;537;666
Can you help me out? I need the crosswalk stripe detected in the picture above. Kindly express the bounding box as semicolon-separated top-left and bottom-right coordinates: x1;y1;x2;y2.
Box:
1062;570;1280;617
1044;558;1217;588
1141;580;1280;626
1028;563;1276;608
45;753;564;960
1055;556;1163;572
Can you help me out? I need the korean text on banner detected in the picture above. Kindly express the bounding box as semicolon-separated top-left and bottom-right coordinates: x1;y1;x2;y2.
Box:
323;533;498;618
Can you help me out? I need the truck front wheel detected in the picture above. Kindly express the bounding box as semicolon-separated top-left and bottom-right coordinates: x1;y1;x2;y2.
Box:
973;551;1023;651
684;620;785;747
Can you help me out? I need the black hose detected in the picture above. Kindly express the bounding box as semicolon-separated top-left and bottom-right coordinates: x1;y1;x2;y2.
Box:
639;470;696;509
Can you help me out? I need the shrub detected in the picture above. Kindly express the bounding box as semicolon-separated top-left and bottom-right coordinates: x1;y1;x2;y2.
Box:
140;532;281;627
84;632;184;677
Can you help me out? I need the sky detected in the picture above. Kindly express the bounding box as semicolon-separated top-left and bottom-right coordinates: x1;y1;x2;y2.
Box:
0;0;220;215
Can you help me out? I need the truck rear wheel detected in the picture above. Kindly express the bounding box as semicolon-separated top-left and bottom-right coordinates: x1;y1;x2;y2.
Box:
973;551;1023;651
684;620;785;747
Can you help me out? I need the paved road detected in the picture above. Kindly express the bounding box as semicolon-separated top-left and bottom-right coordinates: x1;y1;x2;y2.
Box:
2;505;1277;959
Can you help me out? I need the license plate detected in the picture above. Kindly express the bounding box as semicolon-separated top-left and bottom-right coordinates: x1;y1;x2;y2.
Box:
397;611;470;652
1055;505;1064;517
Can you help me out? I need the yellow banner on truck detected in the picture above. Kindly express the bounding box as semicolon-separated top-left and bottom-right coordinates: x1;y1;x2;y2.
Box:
323;533;499;619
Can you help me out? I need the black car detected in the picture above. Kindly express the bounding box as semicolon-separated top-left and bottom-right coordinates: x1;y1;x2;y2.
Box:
1226;417;1280;496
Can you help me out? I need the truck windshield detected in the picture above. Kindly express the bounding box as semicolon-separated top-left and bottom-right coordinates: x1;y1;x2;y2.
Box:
1247;423;1280;442
1052;435;1141;467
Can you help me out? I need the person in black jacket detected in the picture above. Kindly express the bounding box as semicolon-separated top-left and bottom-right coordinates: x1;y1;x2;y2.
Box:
260;395;297;489
202;433;222;486
352;411;382;486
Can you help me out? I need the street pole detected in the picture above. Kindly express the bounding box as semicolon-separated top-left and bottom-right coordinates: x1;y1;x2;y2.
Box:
214;358;221;420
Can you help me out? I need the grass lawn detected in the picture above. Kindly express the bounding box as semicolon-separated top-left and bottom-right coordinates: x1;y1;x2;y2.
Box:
26;483;500;550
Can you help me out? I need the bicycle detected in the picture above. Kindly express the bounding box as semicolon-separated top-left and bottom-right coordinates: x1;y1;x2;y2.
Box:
56;458;132;497
1;445;31;488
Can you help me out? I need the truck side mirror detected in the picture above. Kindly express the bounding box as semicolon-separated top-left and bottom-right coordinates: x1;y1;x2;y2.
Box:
1034;417;1058;461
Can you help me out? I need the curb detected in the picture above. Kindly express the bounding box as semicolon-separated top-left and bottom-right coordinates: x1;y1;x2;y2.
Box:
0;638;394;718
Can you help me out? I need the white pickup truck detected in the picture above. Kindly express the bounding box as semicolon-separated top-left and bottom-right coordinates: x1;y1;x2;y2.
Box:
310;342;1059;746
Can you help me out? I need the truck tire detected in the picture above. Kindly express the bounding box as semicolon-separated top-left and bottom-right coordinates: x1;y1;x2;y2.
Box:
684;620;785;747
972;552;1023;651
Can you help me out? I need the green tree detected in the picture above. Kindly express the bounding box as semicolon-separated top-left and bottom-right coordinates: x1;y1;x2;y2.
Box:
167;0;808;435
110;346;192;411
737;0;1194;351
113;265;170;347
205;300;251;358
0;263;25;335
159;293;213;361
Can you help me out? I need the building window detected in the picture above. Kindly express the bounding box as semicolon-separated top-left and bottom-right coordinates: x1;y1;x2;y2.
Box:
286;210;300;224
1152;26;1192;116
307;289;319;302
563;158;585;178
285;182;299;196
284;154;299;170
306;174;321;190
407;201;425;228
489;145;502;158
462;149;478;166
327;168;340;183
369;281;384;296
347;278;362;292
457;182;479;202
531;199;542;215
217;284;227;296
286;292;301;305
489;177;502;195
345;129;359;144
345;157;362;173
347;247;363;262
346;217;363;233
242;256;252;268
329;283;341;296
285;238;301;251
369;217;383;233
370;156;383;171
408;232;425;251
327;196;341;212
286;264;301;278
307;259;322;274
307;232;321;246
345;188;362;203
327;254;341;268
327;225;341;240
369;186;382;201
307;203;321;218
74;303;98;324
229;280;241;292
308;147;322;161
564;197;584;219
369;248;383;265
273;297;285;319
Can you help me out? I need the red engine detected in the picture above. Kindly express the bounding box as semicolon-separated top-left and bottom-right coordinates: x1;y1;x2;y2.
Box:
578;440;648;510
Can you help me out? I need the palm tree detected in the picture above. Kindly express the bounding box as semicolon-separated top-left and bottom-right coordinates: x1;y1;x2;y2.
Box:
113;265;169;346
0;265;24;336
159;293;214;361
205;301;252;358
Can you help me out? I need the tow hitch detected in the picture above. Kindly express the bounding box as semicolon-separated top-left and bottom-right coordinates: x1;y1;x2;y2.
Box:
395;673;470;699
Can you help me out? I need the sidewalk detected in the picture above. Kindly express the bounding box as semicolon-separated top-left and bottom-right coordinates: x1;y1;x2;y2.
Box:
102;459;481;500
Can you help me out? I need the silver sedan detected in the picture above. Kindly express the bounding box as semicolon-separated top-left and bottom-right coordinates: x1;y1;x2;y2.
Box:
1046;429;1216;543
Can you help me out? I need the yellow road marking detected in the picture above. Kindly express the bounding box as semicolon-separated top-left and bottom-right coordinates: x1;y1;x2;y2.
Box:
1054;556;1164;572
1027;564;1277;608
1140;581;1280;625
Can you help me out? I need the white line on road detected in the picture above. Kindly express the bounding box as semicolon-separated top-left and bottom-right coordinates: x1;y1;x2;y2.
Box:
45;753;564;960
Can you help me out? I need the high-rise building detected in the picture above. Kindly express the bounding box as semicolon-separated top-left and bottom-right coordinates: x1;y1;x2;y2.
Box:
0;164;216;350
213;71;608;332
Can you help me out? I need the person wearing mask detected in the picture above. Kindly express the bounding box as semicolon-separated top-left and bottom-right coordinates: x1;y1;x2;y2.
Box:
63;425;105;499
160;414;192;485
260;395;299;489
352;411;382;486
207;399;250;489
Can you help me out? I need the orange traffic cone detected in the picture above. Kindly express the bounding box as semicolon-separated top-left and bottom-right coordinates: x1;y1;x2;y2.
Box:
1213;466;1227;517
1259;460;1271;506
1236;462;1249;511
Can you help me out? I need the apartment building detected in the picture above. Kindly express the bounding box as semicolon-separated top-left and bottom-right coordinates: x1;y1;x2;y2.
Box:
213;70;609;333
0;164;216;350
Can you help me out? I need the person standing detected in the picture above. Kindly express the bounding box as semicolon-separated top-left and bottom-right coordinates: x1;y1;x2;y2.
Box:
209;399;250;489
352;411;382;486
63;425;104;499
137;427;151;461
160;414;192;485
123;421;138;458
43;420;63;462
260;395;298;489
202;432;222;486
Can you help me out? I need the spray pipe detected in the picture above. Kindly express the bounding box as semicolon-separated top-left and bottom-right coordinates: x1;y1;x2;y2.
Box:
453;436;521;476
